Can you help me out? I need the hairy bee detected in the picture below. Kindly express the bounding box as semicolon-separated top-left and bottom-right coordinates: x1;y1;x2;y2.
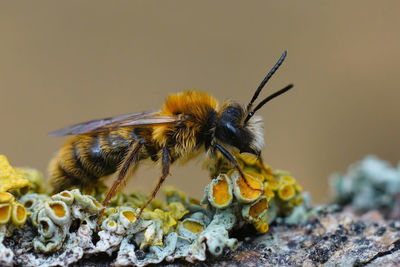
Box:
49;51;293;217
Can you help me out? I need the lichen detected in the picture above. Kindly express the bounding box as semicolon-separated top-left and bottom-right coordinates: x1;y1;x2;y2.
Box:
1;152;304;266
331;155;400;213
0;155;30;194
0;156;30;235
28;189;102;252
15;167;45;194
203;152;303;233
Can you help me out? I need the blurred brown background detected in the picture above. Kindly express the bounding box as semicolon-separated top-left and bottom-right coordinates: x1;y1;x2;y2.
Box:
1;1;399;203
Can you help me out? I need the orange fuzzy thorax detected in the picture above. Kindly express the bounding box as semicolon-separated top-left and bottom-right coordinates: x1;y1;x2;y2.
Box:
160;90;219;116
152;91;219;151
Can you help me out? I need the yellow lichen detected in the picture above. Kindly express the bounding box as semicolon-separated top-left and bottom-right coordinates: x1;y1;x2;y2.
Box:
164;186;187;200
264;179;281;191
163;202;188;220
145;209;177;234
15;167;45;193
280;176;296;185
259;165;275;181
278;184;296;201
275;169;291;177
0;192;14;203
182;219;205;234
207;152;304;234
0;155;30;193
232;171;263;202
11;202;27;226
189;197;200;205
211;174;232;207
49;202;66;218
249;197;268;219
244;170;265;182
60;191;72;198
254;221;269;233
294;183;303;193
0;203;11;224
263;188;275;201
0;156;33;228
290;195;303;206
122;210;135;222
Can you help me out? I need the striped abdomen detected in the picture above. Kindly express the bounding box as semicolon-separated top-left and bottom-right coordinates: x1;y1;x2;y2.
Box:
49;127;154;192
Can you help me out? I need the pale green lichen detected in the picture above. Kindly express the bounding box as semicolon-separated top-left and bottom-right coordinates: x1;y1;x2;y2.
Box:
331;155;400;211
1;152;305;266
22;189;102;252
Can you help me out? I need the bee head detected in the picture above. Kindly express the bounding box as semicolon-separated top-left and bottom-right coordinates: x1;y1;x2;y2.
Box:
214;103;264;156
214;51;293;157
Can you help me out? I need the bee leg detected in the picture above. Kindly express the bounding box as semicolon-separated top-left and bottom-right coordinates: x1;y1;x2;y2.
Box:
137;146;170;218
98;140;144;224
214;144;264;193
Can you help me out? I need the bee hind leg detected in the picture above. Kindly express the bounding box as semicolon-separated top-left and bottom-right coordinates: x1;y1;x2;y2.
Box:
136;146;170;218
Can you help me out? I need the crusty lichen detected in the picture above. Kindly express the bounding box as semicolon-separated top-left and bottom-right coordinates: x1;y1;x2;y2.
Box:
203;153;303;233
0;156;30;235
331;155;400;213
15;167;46;194
0;155;30;194
1;153;304;266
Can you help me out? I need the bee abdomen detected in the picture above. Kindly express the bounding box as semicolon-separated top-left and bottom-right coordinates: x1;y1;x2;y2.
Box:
49;131;134;192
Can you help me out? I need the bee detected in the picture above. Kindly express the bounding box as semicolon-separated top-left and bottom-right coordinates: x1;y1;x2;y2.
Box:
48;51;293;218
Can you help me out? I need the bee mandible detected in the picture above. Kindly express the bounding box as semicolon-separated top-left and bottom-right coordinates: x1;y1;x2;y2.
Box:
48;51;293;218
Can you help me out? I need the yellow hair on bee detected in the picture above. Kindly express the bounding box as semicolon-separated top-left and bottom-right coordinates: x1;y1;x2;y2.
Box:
160;90;219;117
153;91;219;153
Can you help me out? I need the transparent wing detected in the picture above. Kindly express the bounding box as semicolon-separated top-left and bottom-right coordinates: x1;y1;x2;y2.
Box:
49;110;182;136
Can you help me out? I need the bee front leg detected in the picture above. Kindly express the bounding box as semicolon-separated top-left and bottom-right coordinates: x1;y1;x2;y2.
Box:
137;146;170;218
214;143;263;193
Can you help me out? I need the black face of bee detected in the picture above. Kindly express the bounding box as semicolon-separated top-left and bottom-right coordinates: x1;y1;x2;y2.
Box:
214;105;258;155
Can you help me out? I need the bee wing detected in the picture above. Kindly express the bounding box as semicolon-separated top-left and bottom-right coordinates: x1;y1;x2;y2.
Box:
49;110;182;136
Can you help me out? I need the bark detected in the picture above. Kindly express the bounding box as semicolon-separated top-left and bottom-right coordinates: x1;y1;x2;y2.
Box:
62;206;400;266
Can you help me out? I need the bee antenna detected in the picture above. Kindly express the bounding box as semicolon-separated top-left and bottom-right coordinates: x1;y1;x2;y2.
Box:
246;51;288;112
244;84;293;123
